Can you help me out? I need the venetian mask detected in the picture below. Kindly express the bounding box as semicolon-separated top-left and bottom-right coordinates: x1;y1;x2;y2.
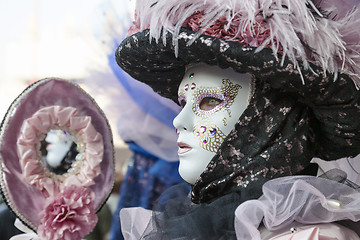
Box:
173;64;252;184
45;130;75;169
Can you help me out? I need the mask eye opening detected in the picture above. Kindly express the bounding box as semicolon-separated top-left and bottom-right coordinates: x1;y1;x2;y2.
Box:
199;97;224;111
195;92;229;116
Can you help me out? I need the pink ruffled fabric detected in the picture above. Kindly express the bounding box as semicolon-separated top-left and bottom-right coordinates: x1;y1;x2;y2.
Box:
260;223;359;240
128;11;275;49
37;185;98;240
127;13;142;37
127;12;274;48
234;176;360;240
17;105;104;197
312;157;360;186
184;11;275;49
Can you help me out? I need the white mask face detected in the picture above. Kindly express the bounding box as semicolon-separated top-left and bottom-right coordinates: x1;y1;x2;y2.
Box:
45;130;73;168
173;64;252;184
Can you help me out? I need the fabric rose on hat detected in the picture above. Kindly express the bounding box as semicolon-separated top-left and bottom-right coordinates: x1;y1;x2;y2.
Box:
37;185;98;240
184;11;275;49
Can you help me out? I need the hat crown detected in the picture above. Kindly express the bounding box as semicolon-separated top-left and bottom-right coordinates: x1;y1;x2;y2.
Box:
133;0;360;85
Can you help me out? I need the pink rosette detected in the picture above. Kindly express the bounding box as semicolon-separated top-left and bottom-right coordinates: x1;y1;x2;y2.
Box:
184;11;275;49
17;105;104;197
129;11;275;49
127;13;142;37
37;185;98;240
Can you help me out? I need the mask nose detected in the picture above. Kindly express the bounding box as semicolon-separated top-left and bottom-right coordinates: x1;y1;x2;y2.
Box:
173;107;192;133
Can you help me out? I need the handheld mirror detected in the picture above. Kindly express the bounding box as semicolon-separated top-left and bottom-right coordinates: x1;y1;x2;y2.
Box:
0;78;114;239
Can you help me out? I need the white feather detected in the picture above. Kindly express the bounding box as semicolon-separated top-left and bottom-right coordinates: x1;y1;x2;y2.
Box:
134;0;360;85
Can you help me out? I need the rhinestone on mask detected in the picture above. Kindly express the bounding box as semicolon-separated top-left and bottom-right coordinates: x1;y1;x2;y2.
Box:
210;128;217;135
191;83;196;90
189;73;194;79
184;84;189;91
200;126;206;133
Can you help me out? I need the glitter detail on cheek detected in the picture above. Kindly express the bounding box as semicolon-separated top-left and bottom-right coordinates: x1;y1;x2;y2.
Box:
227;109;232;117
223;118;227;126
193;119;226;153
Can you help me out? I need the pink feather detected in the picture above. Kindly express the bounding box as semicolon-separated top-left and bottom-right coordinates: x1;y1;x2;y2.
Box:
133;0;360;86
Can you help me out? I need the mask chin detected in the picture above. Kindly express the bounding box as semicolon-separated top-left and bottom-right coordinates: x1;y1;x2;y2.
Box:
174;63;252;185
178;145;217;184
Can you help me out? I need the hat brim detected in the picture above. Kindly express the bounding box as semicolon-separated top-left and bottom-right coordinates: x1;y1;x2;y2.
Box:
116;27;325;103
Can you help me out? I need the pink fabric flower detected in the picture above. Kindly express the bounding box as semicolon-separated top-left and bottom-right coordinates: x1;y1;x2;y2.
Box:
38;186;98;240
127;10;279;50
127;24;141;37
184;11;278;49
127;13;143;37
